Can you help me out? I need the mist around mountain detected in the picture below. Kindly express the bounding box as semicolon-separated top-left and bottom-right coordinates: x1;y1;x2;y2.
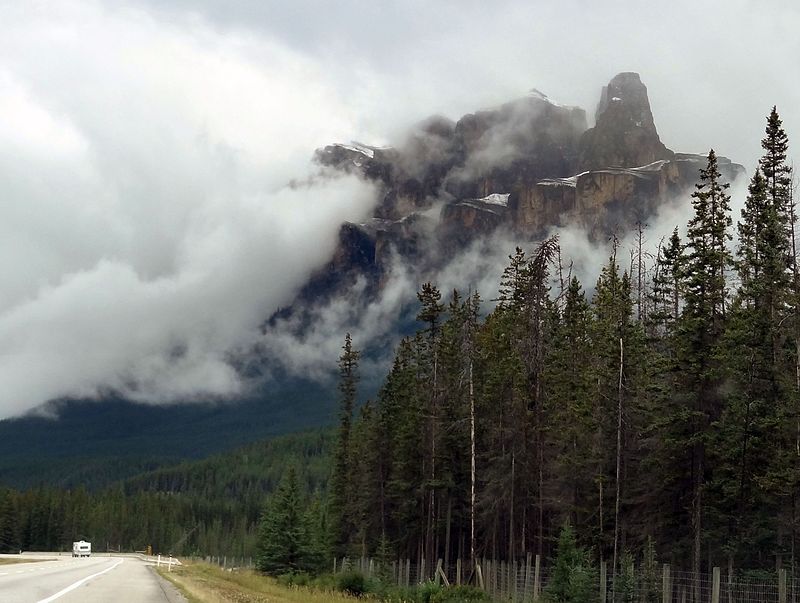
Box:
258;71;744;389
0;72;747;482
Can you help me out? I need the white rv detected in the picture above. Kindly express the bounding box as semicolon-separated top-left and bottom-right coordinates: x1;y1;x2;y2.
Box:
72;540;91;557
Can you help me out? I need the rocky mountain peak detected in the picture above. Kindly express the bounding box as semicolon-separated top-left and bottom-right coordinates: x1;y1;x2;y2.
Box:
578;72;673;171
595;72;651;124
300;72;743;308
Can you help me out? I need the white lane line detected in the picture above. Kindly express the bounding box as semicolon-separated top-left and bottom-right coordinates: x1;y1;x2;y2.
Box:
36;559;124;603
0;572;7;576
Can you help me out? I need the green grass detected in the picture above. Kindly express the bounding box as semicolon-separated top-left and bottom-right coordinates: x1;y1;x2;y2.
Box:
158;562;361;603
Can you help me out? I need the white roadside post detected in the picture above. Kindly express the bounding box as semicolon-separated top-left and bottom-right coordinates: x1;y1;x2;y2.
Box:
168;555;173;572
157;554;161;567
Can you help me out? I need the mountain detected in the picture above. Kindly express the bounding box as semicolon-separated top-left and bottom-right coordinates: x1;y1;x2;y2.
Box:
304;72;743;302
2;72;745;489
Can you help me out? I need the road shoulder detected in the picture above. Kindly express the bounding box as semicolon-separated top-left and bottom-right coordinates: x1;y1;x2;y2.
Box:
149;565;189;603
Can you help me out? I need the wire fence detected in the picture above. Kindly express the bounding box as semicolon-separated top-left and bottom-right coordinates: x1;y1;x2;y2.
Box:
334;555;800;603
193;554;255;570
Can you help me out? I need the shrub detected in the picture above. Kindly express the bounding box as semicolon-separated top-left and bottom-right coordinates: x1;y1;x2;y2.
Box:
416;580;444;603
310;572;338;590
546;523;598;603
336;570;369;596
613;550;635;603
430;584;490;602
276;571;311;587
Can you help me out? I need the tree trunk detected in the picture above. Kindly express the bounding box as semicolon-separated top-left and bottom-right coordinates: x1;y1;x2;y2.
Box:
469;358;476;563
509;452;515;562
693;451;703;603
612;337;624;599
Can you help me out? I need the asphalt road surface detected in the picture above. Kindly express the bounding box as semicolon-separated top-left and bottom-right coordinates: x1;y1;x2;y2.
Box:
0;554;186;603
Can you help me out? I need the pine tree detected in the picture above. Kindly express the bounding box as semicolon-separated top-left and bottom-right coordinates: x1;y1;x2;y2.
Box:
546;277;595;534
256;467;312;575
546;523;597;603
754;107;796;566
649;228;683;339
330;333;360;556
0;490;18;553
760;107;792;216
416;282;444;574
678;149;732;587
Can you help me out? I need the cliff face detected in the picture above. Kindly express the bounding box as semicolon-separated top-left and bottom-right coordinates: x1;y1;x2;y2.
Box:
513;155;743;235
301;72;744;303
578;72;674;171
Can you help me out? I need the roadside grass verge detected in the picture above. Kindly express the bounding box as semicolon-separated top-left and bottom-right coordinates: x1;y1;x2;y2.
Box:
0;557;50;565
157;561;360;603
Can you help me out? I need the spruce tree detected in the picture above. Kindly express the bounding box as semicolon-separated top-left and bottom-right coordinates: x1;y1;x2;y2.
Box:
256;466;312;575
649;228;683;339
760;107;792;215
546;277;595;535
381;337;427;558
416;282;444;574
0;490;18;553
754;106;796;565
330;333;360;556
677;149;732;587
545;523;596;603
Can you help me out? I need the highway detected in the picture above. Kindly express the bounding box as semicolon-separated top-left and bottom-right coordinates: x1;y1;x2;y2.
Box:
0;554;186;603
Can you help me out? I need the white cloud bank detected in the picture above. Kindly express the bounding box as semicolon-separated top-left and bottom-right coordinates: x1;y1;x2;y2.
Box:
0;2;376;416
0;0;798;417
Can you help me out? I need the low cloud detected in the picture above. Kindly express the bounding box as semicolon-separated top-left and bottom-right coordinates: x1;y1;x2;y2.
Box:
0;0;794;417
0;4;376;417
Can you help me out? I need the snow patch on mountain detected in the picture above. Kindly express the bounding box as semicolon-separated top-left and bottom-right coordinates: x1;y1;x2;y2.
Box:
478;193;510;206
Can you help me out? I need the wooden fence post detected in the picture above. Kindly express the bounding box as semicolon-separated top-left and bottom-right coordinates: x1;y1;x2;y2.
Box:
436;559;450;587
512;560;519;603
662;563;671;603
534;554;541;601
780;568;788;603
711;567;720;603
727;564;733;603
524;553;532;599
456;558;462;585
600;560;607;603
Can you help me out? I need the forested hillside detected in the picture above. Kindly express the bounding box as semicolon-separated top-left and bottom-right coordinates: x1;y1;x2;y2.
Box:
0;430;332;556
0;377;335;490
328;108;798;576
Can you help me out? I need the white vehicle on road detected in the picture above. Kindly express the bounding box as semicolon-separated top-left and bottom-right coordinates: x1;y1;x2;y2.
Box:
72;540;91;557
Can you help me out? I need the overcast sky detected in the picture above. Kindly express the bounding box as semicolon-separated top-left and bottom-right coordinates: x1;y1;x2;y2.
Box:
0;0;798;418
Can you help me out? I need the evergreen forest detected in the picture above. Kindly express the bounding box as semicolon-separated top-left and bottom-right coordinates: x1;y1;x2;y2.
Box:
0;107;797;588
328;108;799;577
